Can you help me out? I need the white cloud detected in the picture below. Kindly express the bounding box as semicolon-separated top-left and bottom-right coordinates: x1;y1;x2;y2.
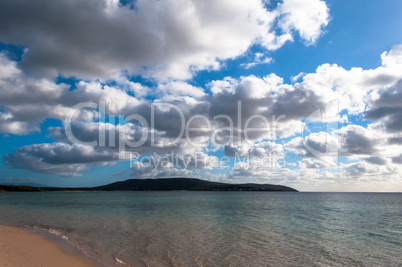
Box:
299;158;334;169
277;0;330;44
4;143;119;177
0;111;38;135
241;52;273;69
298;44;402;115
2;40;402;191
224;141;284;158
381;44;402;68
157;81;205;97
0;0;330;80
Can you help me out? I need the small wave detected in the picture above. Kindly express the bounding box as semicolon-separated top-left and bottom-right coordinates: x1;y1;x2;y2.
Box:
114;257;129;266
31;225;68;240
31;225;102;264
366;232;386;238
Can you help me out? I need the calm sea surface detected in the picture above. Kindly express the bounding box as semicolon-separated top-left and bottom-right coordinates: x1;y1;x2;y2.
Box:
0;192;401;266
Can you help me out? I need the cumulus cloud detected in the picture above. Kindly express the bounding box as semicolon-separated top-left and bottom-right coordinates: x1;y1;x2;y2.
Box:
366;80;402;133
3;37;402;187
4;42;400;143
285;131;338;158
342;161;393;178
0;0;330;80
381;44;402;68
241;52;273;69
5;124;221;176
228;161;326;185
0;54;143;134
0;111;38;135
297;44;402;115
363;156;388;165
229;162;284;183
337;125;378;155
48;121;200;156
4;143;119;176
277;0;329;44
284;121;402;185
207;74;332;142
224;141;284;158
285;124;387;160
391;154;402;164
157;81;205;98
299;158;333;169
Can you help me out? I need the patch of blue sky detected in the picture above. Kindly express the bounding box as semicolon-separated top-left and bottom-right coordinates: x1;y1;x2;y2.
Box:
0;119;62;155
0;42;25;61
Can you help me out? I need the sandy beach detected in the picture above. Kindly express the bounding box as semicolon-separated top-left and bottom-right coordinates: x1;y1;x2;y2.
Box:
0;224;93;267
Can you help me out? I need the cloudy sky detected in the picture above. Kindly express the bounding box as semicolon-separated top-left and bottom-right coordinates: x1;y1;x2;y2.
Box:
1;0;402;191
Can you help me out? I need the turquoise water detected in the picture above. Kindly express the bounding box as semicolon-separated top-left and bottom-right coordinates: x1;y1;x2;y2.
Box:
0;192;401;266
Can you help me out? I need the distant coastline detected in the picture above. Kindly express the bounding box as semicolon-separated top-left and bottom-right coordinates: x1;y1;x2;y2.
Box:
0;178;298;192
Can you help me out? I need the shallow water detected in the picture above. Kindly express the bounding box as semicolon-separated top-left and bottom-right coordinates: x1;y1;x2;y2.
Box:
0;191;401;266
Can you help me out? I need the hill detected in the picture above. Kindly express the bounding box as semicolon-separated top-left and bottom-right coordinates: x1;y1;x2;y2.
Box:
0;178;298;192
93;178;298;192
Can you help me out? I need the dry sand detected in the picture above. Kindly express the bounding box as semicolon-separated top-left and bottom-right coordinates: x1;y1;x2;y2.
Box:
0;224;93;267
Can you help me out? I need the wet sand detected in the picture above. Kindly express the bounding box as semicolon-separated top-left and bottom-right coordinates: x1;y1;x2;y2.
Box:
0;224;93;267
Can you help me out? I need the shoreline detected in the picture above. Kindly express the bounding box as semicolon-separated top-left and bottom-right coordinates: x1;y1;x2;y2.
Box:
0;224;95;267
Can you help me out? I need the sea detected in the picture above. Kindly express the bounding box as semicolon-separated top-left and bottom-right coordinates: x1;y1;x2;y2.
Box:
0;191;401;267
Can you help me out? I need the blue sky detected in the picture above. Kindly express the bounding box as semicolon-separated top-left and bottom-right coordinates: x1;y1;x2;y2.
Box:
0;0;402;191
